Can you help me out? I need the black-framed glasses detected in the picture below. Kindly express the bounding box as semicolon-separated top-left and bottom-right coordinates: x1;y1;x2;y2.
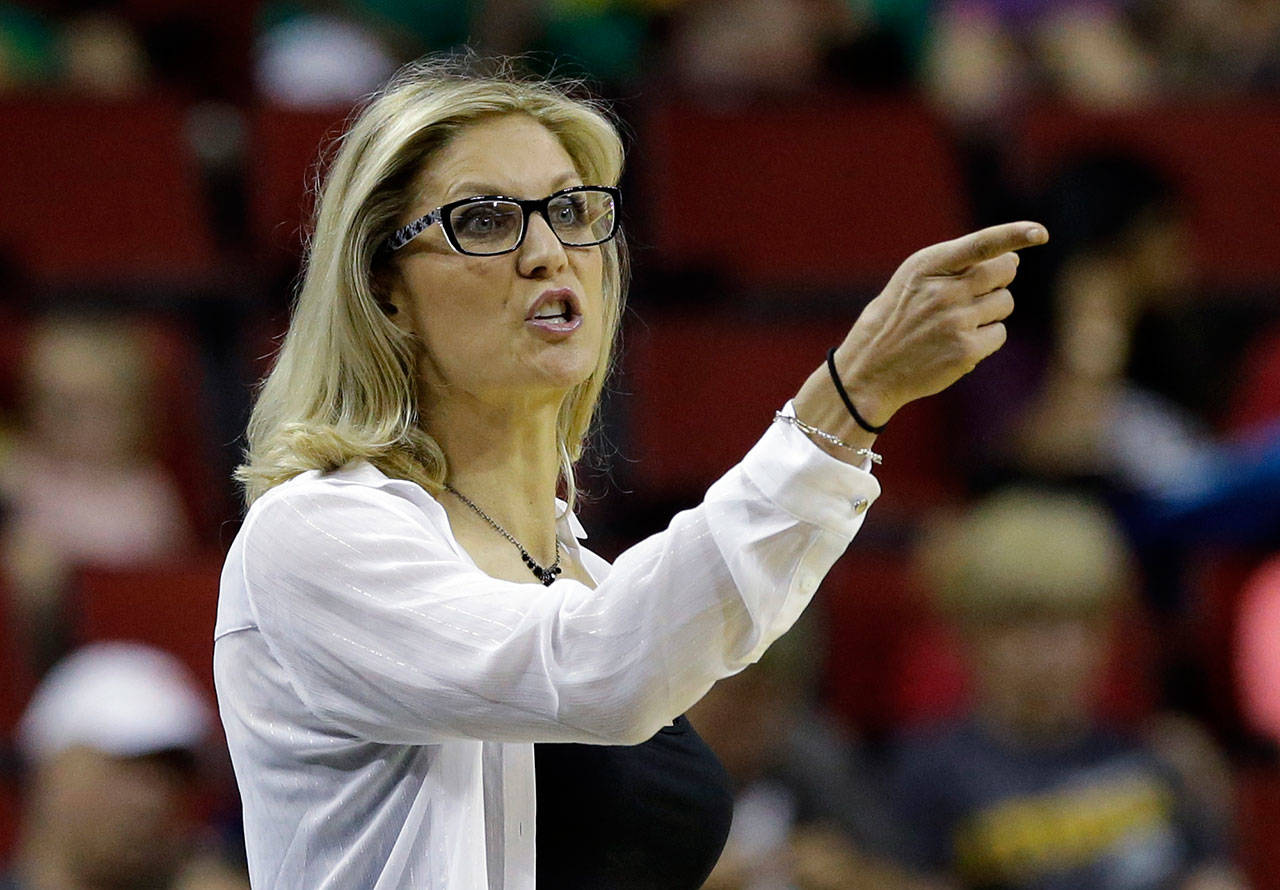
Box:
384;185;620;256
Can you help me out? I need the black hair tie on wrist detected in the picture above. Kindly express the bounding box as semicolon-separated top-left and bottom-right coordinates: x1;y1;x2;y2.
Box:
826;347;887;435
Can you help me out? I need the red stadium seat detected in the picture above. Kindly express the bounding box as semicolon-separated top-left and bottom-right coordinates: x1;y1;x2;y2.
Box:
816;548;965;733
1018;102;1280;290
1239;764;1280;890
74;557;224;700
0;305;29;417
1185;550;1266;733
0;96;217;283
0;576;37;865
138;319;230;539
0;578;38;740
621;315;961;510
639;99;969;290
249;105;354;260
0;780;17;870
1228;321;1280;435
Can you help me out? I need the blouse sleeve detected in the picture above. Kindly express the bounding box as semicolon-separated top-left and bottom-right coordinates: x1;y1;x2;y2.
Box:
238;409;880;746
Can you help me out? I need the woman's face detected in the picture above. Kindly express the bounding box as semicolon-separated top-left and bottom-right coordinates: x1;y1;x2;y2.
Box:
967;612;1111;741
386;113;607;408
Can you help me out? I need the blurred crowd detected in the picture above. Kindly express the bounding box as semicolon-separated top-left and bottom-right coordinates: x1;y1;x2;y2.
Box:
2;0;1280;105
2;1;1280;889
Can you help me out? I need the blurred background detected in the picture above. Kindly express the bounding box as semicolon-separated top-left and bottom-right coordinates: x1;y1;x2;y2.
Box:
0;1;1278;888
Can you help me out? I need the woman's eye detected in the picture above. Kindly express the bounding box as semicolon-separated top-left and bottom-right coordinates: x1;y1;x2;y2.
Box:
552;197;587;226
456;204;518;237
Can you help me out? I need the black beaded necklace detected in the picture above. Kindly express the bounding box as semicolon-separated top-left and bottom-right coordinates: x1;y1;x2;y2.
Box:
445;484;563;586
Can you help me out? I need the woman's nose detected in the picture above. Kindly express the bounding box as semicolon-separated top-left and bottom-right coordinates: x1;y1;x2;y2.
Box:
516;211;568;278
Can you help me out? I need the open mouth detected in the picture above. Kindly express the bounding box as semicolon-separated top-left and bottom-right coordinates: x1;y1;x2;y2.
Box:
531;300;576;322
526;289;583;328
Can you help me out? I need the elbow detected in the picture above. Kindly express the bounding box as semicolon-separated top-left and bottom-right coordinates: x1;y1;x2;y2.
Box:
606;713;668;746
567;691;674;746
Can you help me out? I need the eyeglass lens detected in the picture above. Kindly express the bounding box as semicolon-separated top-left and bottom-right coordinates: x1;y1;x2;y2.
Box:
447;190;616;255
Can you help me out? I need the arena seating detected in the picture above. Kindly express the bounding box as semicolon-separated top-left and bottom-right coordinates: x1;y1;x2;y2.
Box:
249;105;352;262
638;98;969;291
74;558;225;701
2;90;1278;882
619;314;961;512
1018;102;1280;290
1239;764;1280;889
0;582;37;740
1229;320;1280;434
0;582;37;862
0;96;217;284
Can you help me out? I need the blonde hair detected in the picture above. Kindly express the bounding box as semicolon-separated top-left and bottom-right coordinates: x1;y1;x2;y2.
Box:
918;487;1135;621
236;56;629;508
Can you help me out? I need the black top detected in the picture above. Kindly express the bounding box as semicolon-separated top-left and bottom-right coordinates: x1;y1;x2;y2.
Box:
535;714;734;889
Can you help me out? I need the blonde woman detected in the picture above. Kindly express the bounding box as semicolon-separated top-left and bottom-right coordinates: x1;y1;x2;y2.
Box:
213;57;1047;890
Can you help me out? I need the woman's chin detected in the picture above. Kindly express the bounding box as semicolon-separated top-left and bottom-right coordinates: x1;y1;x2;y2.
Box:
525;338;600;391
535;361;596;395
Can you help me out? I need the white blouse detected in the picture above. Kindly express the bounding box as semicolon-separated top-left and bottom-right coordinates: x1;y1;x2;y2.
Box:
213;404;880;890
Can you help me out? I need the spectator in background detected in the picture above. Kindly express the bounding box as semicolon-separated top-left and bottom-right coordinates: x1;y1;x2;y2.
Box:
1129;0;1280;96
961;151;1280;727
0;3;147;97
254;1;400;108
1000;153;1280;555
665;0;848;98
688;612;922;890
57;6;148;98
0;315;193;672
922;0;1155;124
1008;153;1202;493
891;488;1243;890
252;0;665;103
0;4;59;90
662;0;913;101
3;641;246;890
951;152;1279;540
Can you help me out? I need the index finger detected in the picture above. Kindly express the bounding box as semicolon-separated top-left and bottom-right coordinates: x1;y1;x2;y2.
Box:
921;221;1049;275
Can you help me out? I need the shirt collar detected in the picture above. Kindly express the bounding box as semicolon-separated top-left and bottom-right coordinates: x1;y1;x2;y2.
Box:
323;461;589;542
555;499;589;541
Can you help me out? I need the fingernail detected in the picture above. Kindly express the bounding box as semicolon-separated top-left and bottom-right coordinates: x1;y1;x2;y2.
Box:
1027;225;1047;242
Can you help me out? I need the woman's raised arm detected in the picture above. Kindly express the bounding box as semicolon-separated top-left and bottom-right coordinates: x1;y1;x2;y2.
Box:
793;221;1048;461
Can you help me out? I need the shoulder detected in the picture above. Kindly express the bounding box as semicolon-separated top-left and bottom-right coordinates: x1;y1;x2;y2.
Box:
237;461;460;571
248;460;444;530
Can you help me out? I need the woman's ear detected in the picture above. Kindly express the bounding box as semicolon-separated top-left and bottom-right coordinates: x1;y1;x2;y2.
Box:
372;265;414;333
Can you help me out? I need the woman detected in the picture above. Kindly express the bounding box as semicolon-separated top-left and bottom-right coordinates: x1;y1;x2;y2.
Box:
213;56;1045;890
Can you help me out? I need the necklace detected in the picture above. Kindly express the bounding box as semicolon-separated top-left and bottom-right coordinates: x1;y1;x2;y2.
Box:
444;484;563;586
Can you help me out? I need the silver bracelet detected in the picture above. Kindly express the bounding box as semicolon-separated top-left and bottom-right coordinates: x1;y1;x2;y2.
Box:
773;412;883;465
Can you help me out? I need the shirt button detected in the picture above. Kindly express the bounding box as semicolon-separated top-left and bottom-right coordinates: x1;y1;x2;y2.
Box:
853;497;868;515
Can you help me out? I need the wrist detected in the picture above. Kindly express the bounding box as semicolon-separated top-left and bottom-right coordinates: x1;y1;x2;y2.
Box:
827;348;897;432
793;367;879;461
840;378;896;430
774;411;882;466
